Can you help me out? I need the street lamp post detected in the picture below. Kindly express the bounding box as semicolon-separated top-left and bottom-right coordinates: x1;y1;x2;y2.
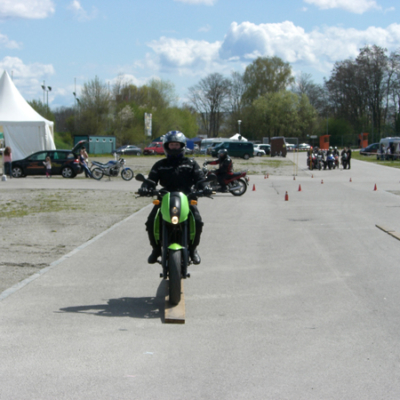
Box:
238;120;242;136
41;82;52;108
73;91;80;106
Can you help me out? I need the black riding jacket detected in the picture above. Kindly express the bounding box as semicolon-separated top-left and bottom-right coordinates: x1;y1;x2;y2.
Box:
145;156;205;194
208;156;233;175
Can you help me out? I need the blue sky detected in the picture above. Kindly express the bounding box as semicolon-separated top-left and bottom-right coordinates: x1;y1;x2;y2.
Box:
0;0;399;109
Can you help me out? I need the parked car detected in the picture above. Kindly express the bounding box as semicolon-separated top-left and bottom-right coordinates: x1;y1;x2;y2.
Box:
112;145;142;156
297;143;311;151
258;144;271;155
11;141;86;178
143;142;164;155
253;144;266;156
360;143;379;156
286;143;295;152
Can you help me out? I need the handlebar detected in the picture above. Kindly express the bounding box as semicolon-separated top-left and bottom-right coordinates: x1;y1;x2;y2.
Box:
135;188;215;199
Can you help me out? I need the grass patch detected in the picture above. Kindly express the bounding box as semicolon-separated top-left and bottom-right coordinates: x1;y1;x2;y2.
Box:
352;151;400;169
0;191;83;219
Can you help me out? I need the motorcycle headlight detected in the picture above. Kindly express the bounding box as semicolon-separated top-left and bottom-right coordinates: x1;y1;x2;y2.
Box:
171;216;179;224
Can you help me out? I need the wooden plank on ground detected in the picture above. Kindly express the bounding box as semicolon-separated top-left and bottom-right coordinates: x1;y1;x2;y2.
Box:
388;231;400;241
376;224;395;233
165;280;185;324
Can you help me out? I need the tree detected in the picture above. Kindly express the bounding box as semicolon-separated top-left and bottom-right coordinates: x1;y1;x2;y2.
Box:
188;73;231;137
243;56;294;103
324;45;398;139
28;99;54;122
291;72;327;115
253;91;317;140
78;76;113;135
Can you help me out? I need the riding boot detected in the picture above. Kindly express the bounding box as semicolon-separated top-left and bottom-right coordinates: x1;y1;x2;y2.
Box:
148;247;161;264
189;247;201;265
220;185;229;193
146;228;161;264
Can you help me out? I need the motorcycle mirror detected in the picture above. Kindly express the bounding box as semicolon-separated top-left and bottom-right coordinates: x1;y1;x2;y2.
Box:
135;173;145;182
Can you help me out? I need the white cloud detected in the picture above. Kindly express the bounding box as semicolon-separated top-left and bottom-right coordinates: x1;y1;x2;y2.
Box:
147;37;221;71
304;0;380;14
219;21;400;72
0;33;20;49
146;21;400;80
68;0;98;21
174;0;216;4
0;0;55;19
107;73;148;89
199;24;212;32
0;56;55;98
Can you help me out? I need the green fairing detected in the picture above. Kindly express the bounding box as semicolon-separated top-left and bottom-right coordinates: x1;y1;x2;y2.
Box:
160;193;171;223
154;209;161;243
168;243;184;250
189;210;196;242
160;192;190;223
179;193;190;221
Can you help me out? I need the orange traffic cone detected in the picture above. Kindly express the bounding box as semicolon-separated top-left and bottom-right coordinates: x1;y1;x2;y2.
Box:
321;179;324;184
312;174;314;178
374;184;377;191
252;184;256;191
298;184;302;191
350;178;352;182
293;176;296;180
285;191;289;201
264;174;267;179
267;173;269;178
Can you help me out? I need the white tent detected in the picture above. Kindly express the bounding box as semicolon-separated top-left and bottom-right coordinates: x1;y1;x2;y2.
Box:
230;133;248;141
0;71;55;161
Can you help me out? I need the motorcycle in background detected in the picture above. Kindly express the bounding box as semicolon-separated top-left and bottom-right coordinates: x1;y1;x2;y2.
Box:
325;153;336;170
341;152;349;169
90;158;134;181
202;163;249;196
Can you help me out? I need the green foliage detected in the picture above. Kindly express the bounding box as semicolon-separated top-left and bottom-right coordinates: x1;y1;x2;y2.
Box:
28;99;55;122
54;131;73;149
315;117;354;147
252;91;317;140
243;57;294;103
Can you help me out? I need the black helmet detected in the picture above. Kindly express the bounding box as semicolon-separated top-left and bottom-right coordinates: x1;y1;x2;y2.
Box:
163;131;187;158
218;149;228;160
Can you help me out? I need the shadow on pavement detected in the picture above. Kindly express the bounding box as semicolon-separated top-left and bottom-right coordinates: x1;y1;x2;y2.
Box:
58;280;167;322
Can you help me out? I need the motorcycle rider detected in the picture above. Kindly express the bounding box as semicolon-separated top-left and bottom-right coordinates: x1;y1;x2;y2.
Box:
333;146;340;157
138;131;211;265
347;147;352;169
204;149;233;192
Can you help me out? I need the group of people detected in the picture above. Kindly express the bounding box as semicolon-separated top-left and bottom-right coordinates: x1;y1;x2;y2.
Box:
307;146;352;169
379;142;398;161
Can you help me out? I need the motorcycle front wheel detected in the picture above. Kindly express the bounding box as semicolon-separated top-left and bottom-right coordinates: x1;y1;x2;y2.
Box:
230;178;247;196
168;250;182;305
91;168;104;180
121;168;134;181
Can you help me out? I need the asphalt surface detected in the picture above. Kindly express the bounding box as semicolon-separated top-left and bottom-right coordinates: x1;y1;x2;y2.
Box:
1;154;400;399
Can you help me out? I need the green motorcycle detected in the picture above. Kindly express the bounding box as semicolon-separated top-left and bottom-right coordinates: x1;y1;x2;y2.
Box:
136;174;214;305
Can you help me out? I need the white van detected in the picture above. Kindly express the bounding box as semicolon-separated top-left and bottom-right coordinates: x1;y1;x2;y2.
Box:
377;137;400;160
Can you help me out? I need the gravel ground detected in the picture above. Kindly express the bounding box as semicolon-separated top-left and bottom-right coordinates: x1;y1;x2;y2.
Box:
0;154;298;295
